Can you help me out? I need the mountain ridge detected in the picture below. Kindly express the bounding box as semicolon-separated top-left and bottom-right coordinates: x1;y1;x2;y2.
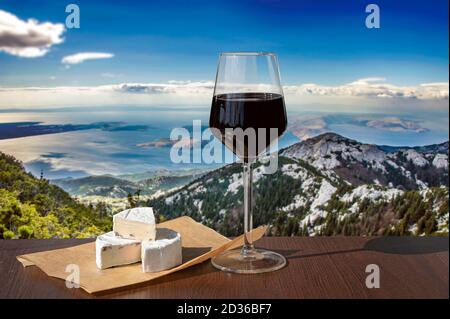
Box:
52;172;203;198
281;132;449;189
148;132;449;237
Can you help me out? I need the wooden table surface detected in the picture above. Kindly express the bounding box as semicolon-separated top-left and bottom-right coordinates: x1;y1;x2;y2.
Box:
0;237;448;299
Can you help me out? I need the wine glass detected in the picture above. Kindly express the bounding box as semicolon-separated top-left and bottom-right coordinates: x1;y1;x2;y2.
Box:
209;52;287;273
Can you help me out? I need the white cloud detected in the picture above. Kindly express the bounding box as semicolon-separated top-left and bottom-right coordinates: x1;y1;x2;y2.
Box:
0;82;214;108
348;77;387;85
0;79;447;109
0;9;65;57
110;81;214;94
283;78;449;100
101;72;123;78
109;79;447;100
167;80;192;84
61;52;114;64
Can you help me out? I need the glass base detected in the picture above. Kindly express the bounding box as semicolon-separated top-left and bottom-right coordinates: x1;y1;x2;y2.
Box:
211;248;286;274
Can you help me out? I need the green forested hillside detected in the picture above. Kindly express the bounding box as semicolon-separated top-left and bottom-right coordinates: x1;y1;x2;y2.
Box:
149;156;449;237
0;151;112;239
271;186;448;237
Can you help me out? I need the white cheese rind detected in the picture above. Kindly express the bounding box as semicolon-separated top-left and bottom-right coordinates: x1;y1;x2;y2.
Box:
95;231;141;270
113;207;156;240
141;228;182;273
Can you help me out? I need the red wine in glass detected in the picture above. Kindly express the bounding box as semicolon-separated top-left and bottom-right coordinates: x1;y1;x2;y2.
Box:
210;92;287;162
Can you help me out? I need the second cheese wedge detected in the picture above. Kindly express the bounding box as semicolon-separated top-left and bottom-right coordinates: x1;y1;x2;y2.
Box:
95;231;141;269
113;207;156;241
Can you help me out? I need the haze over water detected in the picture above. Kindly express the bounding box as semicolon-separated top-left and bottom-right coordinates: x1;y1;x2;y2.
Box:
0;106;447;179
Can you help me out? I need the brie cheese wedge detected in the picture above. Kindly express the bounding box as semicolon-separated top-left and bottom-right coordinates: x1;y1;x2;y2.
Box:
141;228;182;273
95;231;141;270
113;207;156;241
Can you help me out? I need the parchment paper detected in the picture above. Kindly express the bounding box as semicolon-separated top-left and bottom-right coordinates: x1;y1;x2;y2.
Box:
17;216;267;294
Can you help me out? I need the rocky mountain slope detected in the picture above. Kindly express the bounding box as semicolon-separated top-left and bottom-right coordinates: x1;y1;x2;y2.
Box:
148;133;449;237
281;133;448;189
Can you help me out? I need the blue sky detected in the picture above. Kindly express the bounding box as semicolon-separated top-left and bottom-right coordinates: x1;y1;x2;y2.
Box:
0;0;448;87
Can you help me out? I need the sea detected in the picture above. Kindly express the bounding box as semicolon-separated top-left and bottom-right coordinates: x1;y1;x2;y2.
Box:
0;106;448;179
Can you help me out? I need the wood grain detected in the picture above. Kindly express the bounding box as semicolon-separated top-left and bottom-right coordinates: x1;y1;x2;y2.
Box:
0;237;448;299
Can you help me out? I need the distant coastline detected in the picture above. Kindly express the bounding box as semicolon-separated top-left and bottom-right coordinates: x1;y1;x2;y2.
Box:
0;121;151;140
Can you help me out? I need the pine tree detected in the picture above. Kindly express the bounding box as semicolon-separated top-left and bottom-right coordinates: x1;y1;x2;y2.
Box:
424;216;437;235
127;192;136;208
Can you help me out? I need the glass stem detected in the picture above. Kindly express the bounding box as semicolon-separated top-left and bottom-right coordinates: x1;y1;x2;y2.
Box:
241;161;255;257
